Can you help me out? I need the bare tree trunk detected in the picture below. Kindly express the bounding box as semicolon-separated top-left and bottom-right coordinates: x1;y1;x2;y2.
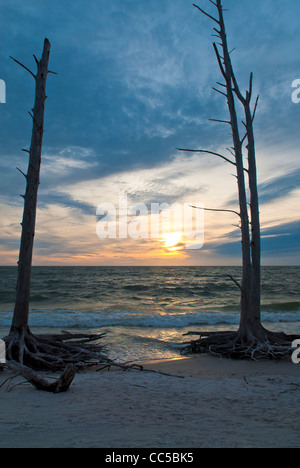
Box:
244;99;262;335
10;39;51;338
212;1;253;338
245;95;261;322
229;75;262;335
4;40;111;373
180;2;299;358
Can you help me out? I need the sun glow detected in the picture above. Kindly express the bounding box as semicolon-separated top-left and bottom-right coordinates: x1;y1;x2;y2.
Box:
163;233;183;250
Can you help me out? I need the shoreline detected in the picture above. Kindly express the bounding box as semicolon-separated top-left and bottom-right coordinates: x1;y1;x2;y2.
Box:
137;354;300;378
0;355;299;448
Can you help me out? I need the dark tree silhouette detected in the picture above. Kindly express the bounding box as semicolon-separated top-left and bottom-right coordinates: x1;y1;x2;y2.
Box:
3;39;110;376
180;1;298;359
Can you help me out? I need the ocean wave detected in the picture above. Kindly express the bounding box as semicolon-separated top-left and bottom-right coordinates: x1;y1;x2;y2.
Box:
262;302;300;312
0;305;299;330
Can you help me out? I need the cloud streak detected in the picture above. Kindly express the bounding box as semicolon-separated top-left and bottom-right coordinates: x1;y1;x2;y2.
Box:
0;0;299;265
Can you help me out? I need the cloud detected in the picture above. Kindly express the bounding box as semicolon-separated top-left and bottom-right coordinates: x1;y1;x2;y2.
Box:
199;219;300;266
1;0;300;265
43;146;96;168
259;169;300;204
261;220;300;254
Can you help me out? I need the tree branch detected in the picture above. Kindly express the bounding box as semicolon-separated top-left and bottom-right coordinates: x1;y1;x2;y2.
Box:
10;56;36;79
177;148;236;167
190;205;241;218
241;131;248;145
228;275;242;291
252;95;259;122
16;167;28;179
193;3;220;24
213;43;227;80
230;69;246;104
213;28;221;36
226;147;235;157
209;118;231;125
33;54;39;67
212;86;227;97
247;72;253;102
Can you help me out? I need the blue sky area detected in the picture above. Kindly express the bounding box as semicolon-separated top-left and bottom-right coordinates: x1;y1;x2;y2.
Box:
0;0;299;265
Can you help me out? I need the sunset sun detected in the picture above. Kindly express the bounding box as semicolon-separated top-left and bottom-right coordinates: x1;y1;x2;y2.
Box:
163;233;183;250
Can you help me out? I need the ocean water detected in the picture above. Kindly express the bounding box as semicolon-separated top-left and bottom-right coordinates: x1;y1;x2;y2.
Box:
0;266;299;361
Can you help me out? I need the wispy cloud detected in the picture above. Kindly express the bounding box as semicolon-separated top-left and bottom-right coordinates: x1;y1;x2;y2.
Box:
43;147;98;175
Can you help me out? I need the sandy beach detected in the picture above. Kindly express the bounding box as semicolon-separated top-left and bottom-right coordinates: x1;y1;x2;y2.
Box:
0;355;299;448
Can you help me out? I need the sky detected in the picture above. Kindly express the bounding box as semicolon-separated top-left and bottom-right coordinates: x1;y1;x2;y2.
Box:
0;0;299;266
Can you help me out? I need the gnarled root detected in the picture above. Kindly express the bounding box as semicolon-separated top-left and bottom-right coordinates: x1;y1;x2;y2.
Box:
181;329;300;360
2;328;146;392
4;327;110;371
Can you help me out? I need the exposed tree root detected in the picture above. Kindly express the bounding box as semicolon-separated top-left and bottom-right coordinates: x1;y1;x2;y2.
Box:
2;328;148;392
181;329;300;361
4;328;115;372
6;362;77;393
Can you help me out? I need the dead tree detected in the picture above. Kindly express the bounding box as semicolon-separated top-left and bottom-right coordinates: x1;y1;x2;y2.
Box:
3;39;109;372
10;39;51;339
180;1;298;359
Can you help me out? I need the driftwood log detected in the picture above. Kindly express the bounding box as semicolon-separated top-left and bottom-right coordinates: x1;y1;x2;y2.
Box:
7;363;77;393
